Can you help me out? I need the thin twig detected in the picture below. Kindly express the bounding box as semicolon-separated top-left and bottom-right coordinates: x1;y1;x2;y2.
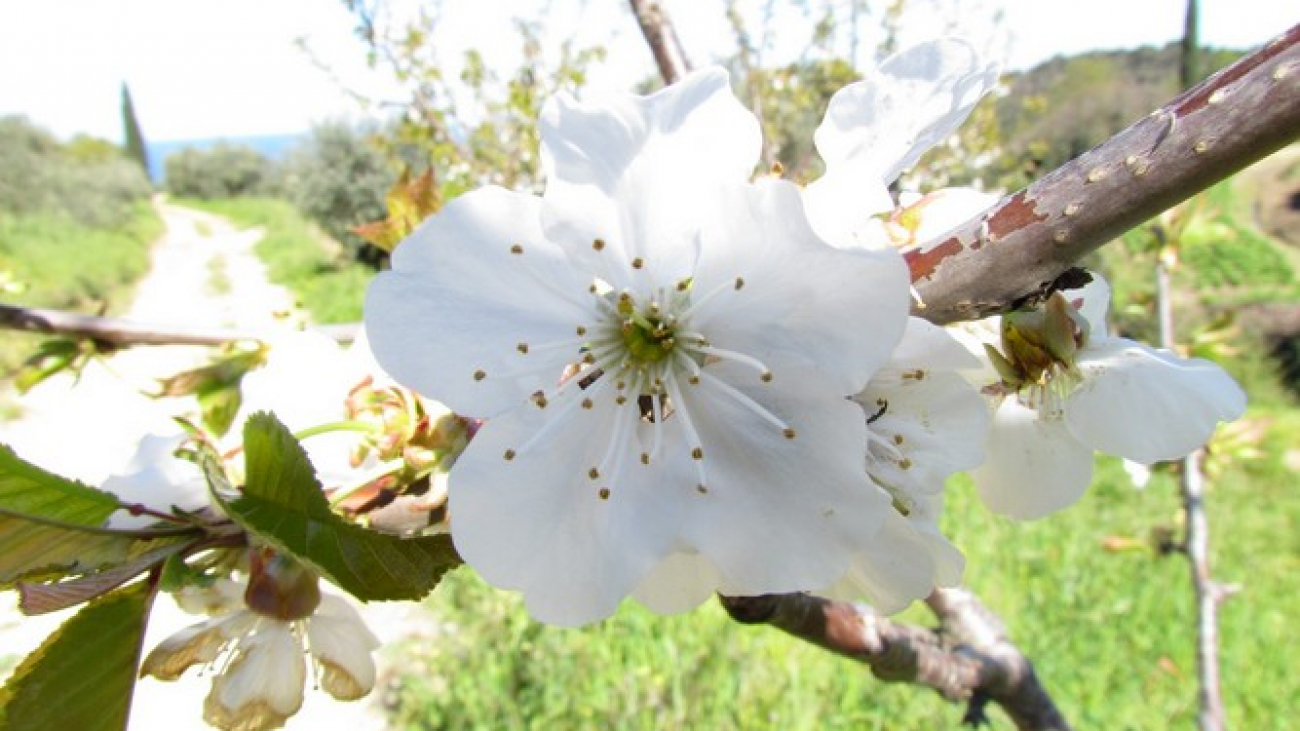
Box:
719;589;1073;730
0;303;357;347
628;0;692;85
906;24;1300;324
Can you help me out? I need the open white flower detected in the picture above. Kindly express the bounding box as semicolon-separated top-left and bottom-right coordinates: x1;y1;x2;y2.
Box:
141;576;380;731
365;68;912;625
803;38;1001;250
101;431;209;529
971;276;1247;518
822;318;987;609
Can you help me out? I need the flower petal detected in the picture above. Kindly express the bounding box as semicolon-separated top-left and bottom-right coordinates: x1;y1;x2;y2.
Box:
814;39;999;186
974;398;1095;519
365;186;593;417
690;178;911;394
673;361;890;595
821;507;944;613
1065;274;1111;336
205;621;305;730
308;595;380;701
539;68;761;288
1066;338;1246;463
630;551;723;615
448;388;680;627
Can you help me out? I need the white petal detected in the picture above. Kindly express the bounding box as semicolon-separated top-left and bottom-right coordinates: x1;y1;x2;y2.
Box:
208;621;306;724
308;595;380;700
102;432;209;529
814;39;999;186
801;170;895;250
690;178;911;394
673;361;891;596
364;187;592;417
821;507;939;614
448;388;679;627
1064;273;1112;336
1066;338;1246;463
540;67;761;287
631;551;723;615
888;317;981;372
974;398;1095;519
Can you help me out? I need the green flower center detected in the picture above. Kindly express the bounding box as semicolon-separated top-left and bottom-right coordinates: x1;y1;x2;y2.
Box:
618;297;676;365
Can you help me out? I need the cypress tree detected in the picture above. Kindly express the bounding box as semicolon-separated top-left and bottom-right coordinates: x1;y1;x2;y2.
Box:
120;82;150;176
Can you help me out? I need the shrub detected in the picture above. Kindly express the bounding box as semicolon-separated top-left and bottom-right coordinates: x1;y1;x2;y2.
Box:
163;143;271;200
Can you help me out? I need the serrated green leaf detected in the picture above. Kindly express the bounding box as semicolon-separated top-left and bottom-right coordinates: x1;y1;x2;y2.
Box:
0;445;136;586
0;581;154;731
212;413;460;601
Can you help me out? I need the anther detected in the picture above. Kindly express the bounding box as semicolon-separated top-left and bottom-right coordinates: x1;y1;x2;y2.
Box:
593;238;606;251
893;434;904;445
616;395;628;405
899;458;913;470
503;449;516;461
676;280;690;291
696;484;708;494
760;371;773;383
576;325;588;336
688;376;700;385
473;369;487;381
691;447;704;460
598;488;611;500
517;343;529;354
631;257;645;269
588;468;600;480
532;393;549;408
510;244;524;254
640;453;650;465
734;277;745;290
783;428;796;440
581;398;593;409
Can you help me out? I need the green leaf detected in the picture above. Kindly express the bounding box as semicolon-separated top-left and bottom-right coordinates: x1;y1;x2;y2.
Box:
0;445;135;586
0;581;154;731
211;413;460;601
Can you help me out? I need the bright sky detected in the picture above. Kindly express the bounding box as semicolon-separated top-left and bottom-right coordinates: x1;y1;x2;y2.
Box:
1;0;1296;143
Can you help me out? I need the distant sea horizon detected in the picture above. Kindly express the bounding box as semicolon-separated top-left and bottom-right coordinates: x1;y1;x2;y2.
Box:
146;133;304;183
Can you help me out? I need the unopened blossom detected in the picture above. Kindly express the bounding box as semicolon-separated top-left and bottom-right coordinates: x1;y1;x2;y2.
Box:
970;276;1246;518
141;556;380;731
366;67;913;625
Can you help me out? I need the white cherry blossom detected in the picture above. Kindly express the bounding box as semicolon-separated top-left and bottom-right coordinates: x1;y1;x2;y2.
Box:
365;68;913;625
141;577;380;731
971;276;1247;519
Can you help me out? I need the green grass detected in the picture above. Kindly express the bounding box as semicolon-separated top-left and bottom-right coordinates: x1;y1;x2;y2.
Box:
179;197;371;323
0;202;162;374
386;413;1296;730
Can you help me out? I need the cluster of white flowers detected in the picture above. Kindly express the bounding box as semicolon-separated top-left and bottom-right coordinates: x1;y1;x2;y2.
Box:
361;38;1247;627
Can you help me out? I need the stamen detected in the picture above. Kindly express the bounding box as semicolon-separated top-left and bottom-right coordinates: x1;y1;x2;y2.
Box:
678;276;742;321
692;344;773;381
510;244;524;254
696;371;792;434
664;368;708;490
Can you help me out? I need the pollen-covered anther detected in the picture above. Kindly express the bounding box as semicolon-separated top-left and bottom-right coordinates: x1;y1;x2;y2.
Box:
616;395;628;405
532;392;549;408
581;398;593;409
588;467;600;480
473;369;487;381
760;371;773;383
503;449;516;461
696;484;708;494
893;434;904;445
576;325;588;336
640;453;650;465
510;244;524;254
899;458;913;470
631;257;645;269
688;376;700;386
783;428;796;440
691;447;704;460
676;279;690;292
517;343;529;354
734;277;745;290
598;488;611;500
592;238;606;251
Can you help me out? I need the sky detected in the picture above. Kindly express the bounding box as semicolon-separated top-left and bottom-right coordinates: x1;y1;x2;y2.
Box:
1;0;1296;144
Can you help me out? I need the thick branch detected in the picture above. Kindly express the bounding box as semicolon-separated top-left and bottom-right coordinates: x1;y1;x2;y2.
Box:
907;24;1300;324
0;303;357;347
720;589;1073;731
628;0;692;85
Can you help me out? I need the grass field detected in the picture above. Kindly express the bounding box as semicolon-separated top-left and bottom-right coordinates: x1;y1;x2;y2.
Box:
0;202;162;376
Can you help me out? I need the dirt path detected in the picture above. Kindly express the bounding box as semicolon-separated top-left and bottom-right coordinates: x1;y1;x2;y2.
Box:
0;200;413;731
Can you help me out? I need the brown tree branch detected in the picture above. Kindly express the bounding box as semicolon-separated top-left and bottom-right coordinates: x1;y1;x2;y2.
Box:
906;23;1300;324
720;589;1073;731
0;303;357;347
628;0;693;85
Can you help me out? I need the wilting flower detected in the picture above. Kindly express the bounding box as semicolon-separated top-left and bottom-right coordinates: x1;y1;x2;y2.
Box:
970;276;1247;518
366;67;914;625
141;554;379;731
